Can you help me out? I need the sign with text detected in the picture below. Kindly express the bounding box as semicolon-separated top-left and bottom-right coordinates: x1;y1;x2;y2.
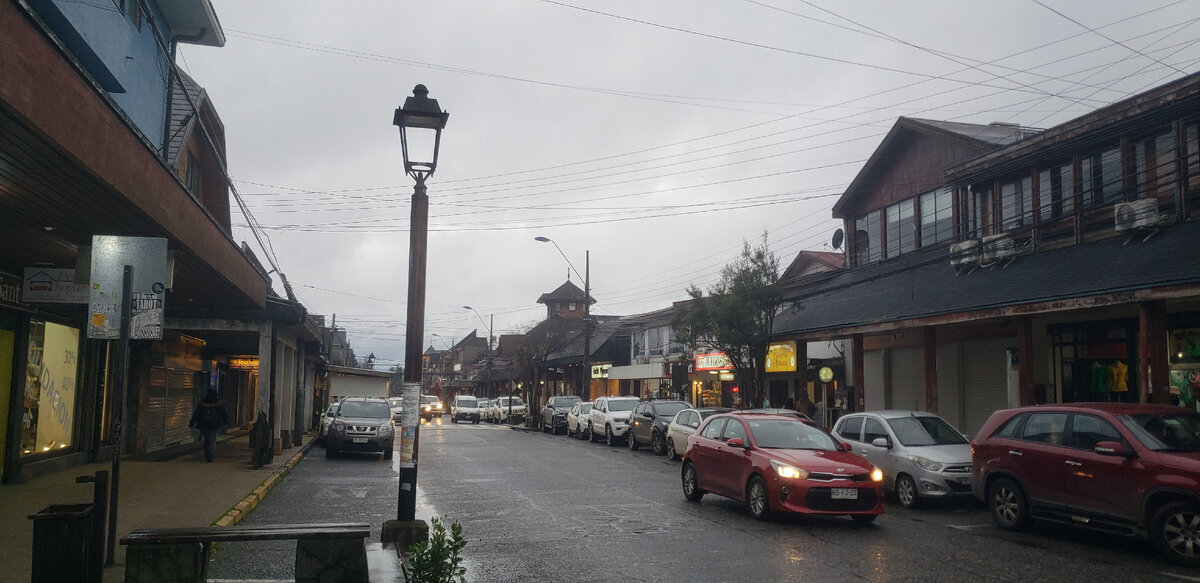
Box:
695;352;732;371
22;268;89;304
0;271;29;310
591;363;611;379
87;236;168;340
765;341;797;373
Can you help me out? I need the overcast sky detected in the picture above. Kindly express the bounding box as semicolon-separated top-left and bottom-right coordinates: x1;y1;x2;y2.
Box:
179;0;1200;371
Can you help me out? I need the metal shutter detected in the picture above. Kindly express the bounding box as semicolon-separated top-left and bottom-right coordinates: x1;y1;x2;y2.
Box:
936;343;963;431
888;347;926;411
146;367;197;451
863;350;884;411
961;339;1016;437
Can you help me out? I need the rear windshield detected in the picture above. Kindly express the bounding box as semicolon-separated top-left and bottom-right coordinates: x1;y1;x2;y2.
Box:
339;401;390;419
886;416;968;446
653;402;688;417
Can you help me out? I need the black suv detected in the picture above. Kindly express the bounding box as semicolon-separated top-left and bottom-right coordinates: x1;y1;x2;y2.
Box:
541;395;581;434
627;399;689;455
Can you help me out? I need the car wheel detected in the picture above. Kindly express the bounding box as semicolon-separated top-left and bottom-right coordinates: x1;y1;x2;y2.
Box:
666;437;679;461
682;462;704;502
473;419;479;425
651;431;667;456
988;477;1031;531
747;476;769;520
588;423;598;442
851;514;878;525
628;431;639;450
895;474;920;509
606;426;617;447
1151;500;1200;566
383;441;394;460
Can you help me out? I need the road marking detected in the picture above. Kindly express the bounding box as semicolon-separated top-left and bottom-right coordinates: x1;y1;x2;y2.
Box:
1159;573;1200;582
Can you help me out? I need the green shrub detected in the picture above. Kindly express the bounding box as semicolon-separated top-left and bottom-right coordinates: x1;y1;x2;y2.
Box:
404;518;466;583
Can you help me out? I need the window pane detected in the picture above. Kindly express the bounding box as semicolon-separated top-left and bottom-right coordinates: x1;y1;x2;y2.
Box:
854;210;882;265
1188;123;1199;192
21;320;81;456
886;199;914;258
920;188;952;247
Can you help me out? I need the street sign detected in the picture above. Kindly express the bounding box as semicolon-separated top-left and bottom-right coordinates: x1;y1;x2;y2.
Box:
87;236;168;340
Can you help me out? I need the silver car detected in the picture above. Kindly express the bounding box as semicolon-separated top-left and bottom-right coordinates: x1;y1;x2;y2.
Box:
664;407;731;460
325;397;394;460
318;402;341;446
566;401;593;439
833;410;973;508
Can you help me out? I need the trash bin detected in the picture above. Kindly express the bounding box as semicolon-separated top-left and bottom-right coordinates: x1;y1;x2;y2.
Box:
28;503;93;583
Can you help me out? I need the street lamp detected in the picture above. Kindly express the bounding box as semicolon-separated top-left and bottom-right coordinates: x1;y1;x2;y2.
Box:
534;236;591;402
462;305;493;351
394;84;448;527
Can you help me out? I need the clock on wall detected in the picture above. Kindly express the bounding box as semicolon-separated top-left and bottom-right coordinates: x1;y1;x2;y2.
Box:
818;366;834;383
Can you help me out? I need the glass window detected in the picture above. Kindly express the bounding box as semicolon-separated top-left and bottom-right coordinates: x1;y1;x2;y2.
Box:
21;320;80;456
653;402;687;418
701;418;728;439
723;419;747;442
1187;122;1199;192
863;418;888;443
885;199;916;258
853;210;882;266
648;327;664;356
1121;412;1200;452
1038;163;1075;222
919;188;953;247
1020;412;1068;445
1082;146;1122;208
1000;176;1033;230
887;416;968;446
1067;414;1123;450
1134;128;1177;200
968;184;993;238
838;416;863;441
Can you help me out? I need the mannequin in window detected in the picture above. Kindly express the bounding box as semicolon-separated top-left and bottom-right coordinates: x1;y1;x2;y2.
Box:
1108;360;1129;402
1089;361;1110;399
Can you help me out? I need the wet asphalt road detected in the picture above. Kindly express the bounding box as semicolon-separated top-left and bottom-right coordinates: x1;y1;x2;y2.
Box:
209;416;1199;582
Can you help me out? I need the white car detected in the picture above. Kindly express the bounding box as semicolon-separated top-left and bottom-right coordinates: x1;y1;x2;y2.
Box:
318;402;341;446
665;407;732;460
451;395;482;424
420;394;443;421
489;396;527;423
387;397;404;422
587;396;639;446
566;401;593;439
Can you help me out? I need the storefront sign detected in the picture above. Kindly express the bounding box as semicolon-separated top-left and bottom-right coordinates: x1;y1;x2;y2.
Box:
22;320;80;455
22;268;89;304
695;352;732;371
1170;328;1200;364
718;371;735;381
591;363;611;379
765;341;797;372
0;270;29;310
228;357;259;370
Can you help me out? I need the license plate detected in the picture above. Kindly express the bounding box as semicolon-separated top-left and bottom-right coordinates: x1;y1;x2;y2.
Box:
831;488;858;500
352;437;368;444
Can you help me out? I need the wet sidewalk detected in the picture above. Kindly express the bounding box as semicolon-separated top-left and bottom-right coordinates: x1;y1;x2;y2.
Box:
0;432;313;582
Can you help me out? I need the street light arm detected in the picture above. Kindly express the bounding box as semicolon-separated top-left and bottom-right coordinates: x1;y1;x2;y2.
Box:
534;236;584;282
463;306;494;351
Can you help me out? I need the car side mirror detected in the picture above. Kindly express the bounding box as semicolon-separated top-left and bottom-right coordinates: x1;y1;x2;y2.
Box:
839;441;853;452
726;437;749;449
1094;441;1134;457
871;437;891;449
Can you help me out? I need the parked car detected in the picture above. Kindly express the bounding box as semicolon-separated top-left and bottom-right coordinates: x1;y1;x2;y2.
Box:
318;401;341;446
665;407;732;460
489;396;527;423
588;396;639;446
628;400;690;455
451;395;482;424
833;411;973;508
420;395;443;421
477;399;492;422
682;410;884;522
972;403;1200;566
325;397;394;460
567;401;593;439
541;395;582;434
387;397;404;422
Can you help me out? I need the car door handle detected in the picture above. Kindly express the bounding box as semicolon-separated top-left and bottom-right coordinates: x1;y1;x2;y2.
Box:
1065;460;1082;467
1007;450;1023;456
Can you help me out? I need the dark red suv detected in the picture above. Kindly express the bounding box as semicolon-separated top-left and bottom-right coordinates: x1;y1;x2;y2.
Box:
971;403;1200;565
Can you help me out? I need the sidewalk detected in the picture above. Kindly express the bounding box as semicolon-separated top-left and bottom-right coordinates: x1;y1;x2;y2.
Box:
0;432;314;582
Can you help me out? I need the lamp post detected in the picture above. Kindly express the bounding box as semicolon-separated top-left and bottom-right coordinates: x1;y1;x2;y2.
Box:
534;236;591;401
462;305;493;351
393;84;448;527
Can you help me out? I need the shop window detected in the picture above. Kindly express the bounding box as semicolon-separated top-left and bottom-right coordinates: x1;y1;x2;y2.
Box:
1000;176;1033;230
1133;127;1176;200
1081;146;1122;208
885;199;915;258
21;320;81;456
1038;162;1075;222
919;187;953;247
648;326;664;357
853;209;882;266
964;184;994;238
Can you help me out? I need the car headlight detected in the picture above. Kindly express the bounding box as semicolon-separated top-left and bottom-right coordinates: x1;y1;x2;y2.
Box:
435;404;443;409
770;459;809;480
379;422;393;434
907;455;943;472
871;467;884;482
331;421;345;431
422;405;431;411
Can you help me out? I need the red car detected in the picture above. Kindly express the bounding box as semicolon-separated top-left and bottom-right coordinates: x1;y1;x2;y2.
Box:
971;403;1200;566
681;411;885;522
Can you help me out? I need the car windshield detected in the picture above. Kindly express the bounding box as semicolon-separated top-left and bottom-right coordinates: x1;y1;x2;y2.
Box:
339;401;390;418
746;419;840;450
1121;412;1200;452
420;396;439;404
499;397;524;406
456;398;477;407
608;399;637;412
886;416;968;446
653;402;688;417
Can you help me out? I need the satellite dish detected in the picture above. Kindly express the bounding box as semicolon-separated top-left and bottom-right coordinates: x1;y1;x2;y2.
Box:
831;228;844;250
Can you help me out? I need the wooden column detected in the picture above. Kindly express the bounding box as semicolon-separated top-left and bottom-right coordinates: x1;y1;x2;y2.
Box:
851;334;865;412
1018;317;1035;406
923;327;938;414
1139;301;1169;404
795;340;808;402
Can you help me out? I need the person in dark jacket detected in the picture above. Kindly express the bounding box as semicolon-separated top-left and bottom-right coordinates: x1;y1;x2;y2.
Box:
189;389;228;462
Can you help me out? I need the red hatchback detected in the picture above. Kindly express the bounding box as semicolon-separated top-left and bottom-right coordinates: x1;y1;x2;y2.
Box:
971;403;1200;566
681;411;885;522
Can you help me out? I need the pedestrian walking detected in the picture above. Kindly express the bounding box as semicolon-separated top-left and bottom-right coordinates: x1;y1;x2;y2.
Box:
189;389;228;462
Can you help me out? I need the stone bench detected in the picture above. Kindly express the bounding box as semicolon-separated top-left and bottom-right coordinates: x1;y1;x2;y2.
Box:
120;522;371;583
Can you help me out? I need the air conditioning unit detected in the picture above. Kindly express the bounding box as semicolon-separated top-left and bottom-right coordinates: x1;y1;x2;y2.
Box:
1114;199;1160;231
980;233;1015;263
949;239;980;267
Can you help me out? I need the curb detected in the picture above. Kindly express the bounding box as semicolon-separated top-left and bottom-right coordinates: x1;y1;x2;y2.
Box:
213;437;316;527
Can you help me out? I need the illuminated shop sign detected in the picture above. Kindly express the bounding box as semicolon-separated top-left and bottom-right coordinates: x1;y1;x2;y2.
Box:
228;357;259;370
765;341;797;373
695;352;732;371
